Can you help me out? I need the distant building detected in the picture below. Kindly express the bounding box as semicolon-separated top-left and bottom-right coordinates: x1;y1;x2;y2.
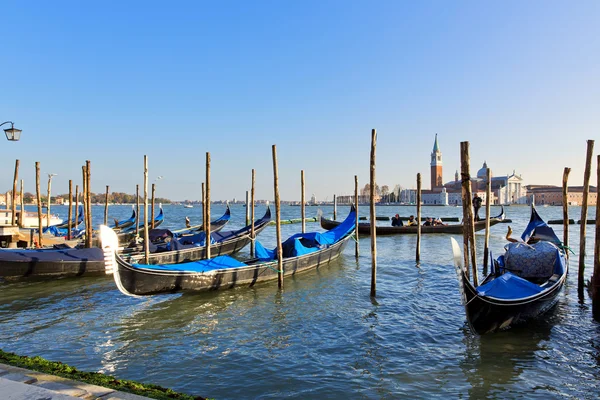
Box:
526;185;597;206
422;135;526;205
430;133;443;189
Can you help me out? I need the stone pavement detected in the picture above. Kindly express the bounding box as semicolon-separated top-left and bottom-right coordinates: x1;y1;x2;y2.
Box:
0;363;152;400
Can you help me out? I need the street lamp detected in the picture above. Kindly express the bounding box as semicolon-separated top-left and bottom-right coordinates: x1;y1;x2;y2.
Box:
1;121;22;141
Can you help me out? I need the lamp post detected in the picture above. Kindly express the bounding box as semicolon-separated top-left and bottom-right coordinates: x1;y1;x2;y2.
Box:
1;121;22;141
47;173;57;227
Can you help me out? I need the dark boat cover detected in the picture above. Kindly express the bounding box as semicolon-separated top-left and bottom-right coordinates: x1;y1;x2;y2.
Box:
255;208;356;260
521;206;561;245
0;247;104;262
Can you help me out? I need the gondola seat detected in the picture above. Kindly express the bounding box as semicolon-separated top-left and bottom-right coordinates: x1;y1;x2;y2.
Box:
502;241;562;282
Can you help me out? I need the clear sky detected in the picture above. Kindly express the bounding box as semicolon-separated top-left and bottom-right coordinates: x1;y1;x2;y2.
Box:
1;1;598;202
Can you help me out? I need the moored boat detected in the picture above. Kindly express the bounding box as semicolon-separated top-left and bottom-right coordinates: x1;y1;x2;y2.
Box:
121;206;271;265
451;205;568;334
110;206;136;230
320;206;505;235
99;206;356;296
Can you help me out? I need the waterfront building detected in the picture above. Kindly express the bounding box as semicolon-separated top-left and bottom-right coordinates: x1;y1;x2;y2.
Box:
526;185;597;206
421;135;526;206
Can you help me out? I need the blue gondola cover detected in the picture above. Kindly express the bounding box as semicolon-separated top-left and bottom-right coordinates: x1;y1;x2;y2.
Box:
476;272;544;299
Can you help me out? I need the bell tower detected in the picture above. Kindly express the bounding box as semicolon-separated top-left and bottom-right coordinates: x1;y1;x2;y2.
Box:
430;134;443;189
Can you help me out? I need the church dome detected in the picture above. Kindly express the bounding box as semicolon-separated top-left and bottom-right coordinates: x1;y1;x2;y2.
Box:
477;161;488;179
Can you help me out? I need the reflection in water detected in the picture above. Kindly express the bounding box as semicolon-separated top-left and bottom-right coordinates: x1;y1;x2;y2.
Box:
461;311;559;399
0;204;598;399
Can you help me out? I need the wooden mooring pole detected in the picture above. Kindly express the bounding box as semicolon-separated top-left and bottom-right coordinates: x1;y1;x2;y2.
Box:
592;155;600;321
250;169;256;257
12;160;19;226
68;180;73;240
562;167;571;251
460;141;477;286
104;185;109;226
35;162;43;248
578;139;594;298
483;168;492;274
245;190;250;226
333;194;337;221
75;185;79;236
19;180;24;228
85;161;92;248
143;156;150;264
202;182;206;232
206;152;211;260
135;184;140;236
354;175;359;258
416;173;421;263
301;170;305;234
81;166;87;246
46;173;53;228
151;183;156;229
272;145;284;289
370;129;377;297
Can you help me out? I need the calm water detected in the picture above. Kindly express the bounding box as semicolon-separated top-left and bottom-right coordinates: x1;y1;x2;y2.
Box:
1;204;598;399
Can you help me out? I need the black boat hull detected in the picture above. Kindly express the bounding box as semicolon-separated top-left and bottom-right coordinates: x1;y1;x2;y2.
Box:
321;217;503;235
460;270;567;334
0;248;106;280
111;234;351;295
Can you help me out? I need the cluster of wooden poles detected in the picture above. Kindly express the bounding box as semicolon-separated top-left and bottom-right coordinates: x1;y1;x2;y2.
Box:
6;159;168;250
6;137;599;319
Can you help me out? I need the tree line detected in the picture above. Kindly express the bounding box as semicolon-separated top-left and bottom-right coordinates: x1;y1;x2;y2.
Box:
18;192;171;205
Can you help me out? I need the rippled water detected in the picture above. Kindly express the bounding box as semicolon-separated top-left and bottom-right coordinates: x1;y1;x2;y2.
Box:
0;204;598;399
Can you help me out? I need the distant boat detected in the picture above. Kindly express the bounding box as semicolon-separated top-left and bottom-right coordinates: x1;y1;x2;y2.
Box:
183;205;193;208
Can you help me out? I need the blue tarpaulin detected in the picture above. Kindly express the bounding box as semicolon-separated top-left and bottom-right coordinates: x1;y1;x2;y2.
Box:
254;208;356;261
476;272;544;299
133;255;247;273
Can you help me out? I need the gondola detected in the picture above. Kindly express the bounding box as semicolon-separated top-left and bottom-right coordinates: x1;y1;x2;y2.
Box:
451;205;568;334
0;246;106;280
171;204;231;235
320;206;505;235
121;206;272;265
0;208;267;281
53;205;84;229
99;206;356;296
110;206;136;230
114;205;166;243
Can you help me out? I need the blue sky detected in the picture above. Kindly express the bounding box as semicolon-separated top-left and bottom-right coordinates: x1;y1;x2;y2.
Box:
2;1;598;201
